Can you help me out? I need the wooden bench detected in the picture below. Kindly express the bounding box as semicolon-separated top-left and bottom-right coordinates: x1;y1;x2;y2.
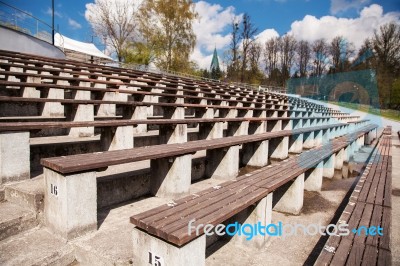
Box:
39;122;370;240
0;53;273;104
315;127;392;265
126;124;377;265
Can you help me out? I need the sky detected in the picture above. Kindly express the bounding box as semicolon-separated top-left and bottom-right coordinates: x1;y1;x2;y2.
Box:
2;0;400;69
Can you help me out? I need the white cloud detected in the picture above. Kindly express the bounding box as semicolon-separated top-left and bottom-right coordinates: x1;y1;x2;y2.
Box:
289;4;400;50
255;28;280;45
330;0;371;14
68;18;82;29
190;1;240;69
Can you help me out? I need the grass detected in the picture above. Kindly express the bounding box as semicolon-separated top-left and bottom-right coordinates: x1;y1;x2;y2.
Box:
327;101;400;122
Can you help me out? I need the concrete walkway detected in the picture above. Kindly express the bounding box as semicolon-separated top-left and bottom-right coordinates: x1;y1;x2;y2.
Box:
391;134;400;264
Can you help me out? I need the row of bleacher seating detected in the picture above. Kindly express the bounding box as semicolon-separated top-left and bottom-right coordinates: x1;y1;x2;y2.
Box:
315;127;393;265
0;49;383;265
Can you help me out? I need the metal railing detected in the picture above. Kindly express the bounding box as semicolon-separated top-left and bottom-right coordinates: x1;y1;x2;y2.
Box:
0;1;63;49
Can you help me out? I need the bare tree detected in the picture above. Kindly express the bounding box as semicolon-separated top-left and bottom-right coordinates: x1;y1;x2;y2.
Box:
329;36;355;73
297;40;311;77
85;0;138;62
240;13;258;82
279;34;297;82
312;39;329;76
227;18;241;81
264;37;280;78
372;22;400;71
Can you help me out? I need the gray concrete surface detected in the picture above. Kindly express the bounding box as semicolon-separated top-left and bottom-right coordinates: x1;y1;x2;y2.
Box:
0;26;65;59
0;132;30;184
0;227;75;266
391;134;400;265
44;168;97;240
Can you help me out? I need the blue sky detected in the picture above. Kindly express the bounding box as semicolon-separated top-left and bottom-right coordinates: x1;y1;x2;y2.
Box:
2;0;400;67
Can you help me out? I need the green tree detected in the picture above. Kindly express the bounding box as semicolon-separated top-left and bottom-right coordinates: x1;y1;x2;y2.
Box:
138;0;197;72
122;42;153;66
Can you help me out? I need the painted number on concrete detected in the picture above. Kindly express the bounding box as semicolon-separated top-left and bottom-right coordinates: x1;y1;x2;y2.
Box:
148;251;164;266
50;184;58;197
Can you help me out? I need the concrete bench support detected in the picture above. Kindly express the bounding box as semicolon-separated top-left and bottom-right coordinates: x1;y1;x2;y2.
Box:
132;228;206;266
323;153;336;179
289;133;303;154
206;146;239;180
314;130;323;146
334;148;345;179
227;121;248;136
273;173;304;215
160;106;187;144
304;161;323;191
150;154;192;198
199;122;223;140
44;168;97;239
0;131;30;184
232;193;273;248
97;82;116;117
365;129;376;145
269;136;289;160
242;140;269;167
42;85;64;117
303;131;315;149
68;90;94;137
130;105;148;134
322;129;330;144
101;126;134;151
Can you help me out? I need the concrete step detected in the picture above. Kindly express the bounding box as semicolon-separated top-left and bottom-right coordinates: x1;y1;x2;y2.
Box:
0;201;38;241
0;227;75;265
4;176;44;213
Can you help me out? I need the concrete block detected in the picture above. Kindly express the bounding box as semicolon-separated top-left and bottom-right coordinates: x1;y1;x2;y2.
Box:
232;193;273;248
303;131;315;149
322;129;330;144
227;121;248;136
132;228;206;266
304;161;323;191
335;148;345;169
42;87;64;117
289;133;303;154
101;126;134;151
160;106;187;144
269;137;289;160
206;146;239;180
97;95;116;117
44;168;97;240
160;124;187;144
242;140;269;167
150;154;192;197
68;90;94;137
267;120;281;132
273;173;304;215
0;132;30;184
199;122;223;140
130;106;147;133
314;130;323;146
323;153;336;179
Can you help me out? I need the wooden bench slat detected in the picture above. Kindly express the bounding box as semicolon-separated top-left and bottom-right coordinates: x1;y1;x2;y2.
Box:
361;244;378;265
366;205;383;247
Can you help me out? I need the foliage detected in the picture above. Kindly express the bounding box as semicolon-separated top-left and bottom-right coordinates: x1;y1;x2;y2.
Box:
137;0;197;72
